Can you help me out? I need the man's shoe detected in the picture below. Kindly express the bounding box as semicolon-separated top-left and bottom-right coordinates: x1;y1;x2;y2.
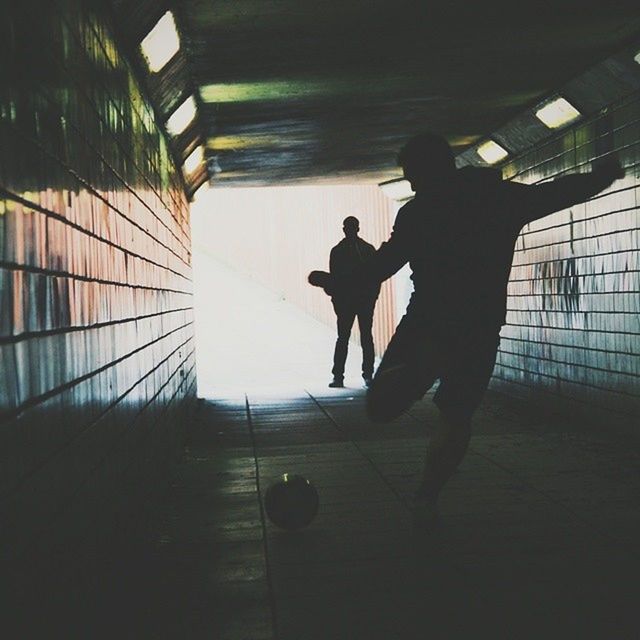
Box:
363;376;373;388
328;378;344;388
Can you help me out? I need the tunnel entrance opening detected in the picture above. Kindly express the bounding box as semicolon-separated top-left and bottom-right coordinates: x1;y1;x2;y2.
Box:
190;182;410;398
192;248;366;396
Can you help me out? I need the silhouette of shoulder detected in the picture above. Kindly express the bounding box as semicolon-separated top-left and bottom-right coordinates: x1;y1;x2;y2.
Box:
357;237;376;254
394;196;420;227
332;237;375;253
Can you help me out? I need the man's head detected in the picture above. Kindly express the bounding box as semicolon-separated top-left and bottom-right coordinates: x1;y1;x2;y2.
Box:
343;216;360;239
397;133;456;192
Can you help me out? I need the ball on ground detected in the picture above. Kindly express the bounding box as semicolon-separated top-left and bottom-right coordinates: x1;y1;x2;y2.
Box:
264;474;319;531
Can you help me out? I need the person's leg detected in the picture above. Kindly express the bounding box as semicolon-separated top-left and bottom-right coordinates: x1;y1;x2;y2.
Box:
415;409;471;505
416;330;500;508
331;304;356;384
412;408;471;530
366;313;437;422
356;301;375;383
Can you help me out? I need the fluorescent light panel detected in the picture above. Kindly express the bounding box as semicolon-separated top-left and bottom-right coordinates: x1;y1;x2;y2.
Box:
166;96;197;136
192;182;209;200
535;97;581;129
140;12;180;73
379;179;414;201
183;146;203;175
476;140;508;164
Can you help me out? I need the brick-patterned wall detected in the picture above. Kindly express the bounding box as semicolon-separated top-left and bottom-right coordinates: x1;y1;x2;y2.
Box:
494;92;640;428
192;184;398;357
0;0;196;582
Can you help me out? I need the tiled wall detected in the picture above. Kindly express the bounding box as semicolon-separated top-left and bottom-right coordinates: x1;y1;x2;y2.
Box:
0;0;196;581
494;92;640;428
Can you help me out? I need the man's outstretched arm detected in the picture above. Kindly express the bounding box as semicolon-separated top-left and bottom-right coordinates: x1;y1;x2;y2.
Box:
367;215;412;283
508;156;625;225
309;208;412;293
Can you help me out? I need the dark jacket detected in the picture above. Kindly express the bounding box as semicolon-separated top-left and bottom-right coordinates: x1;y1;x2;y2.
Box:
330;237;380;305
366;165;619;330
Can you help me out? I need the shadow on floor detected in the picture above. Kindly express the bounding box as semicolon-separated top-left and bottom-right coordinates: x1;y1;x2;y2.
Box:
38;387;636;639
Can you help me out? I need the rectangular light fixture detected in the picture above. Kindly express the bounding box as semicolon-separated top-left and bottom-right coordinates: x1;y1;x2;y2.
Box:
166;96;197;136
140;12;180;73
476;140;508;165
191;181;209;200
183;146;203;176
379;179;414;201
535;97;581;129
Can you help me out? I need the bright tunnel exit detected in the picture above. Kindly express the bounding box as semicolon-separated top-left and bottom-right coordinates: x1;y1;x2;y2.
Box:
190;183;412;396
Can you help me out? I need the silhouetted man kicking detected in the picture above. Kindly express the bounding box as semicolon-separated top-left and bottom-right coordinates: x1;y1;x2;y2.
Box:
309;133;624;528
327;216;380;388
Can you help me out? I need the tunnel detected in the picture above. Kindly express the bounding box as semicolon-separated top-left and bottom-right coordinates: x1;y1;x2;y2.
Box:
1;1;640;637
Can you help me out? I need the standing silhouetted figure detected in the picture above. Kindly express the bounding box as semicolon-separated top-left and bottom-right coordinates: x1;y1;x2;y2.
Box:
309;133;624;528
328;216;380;388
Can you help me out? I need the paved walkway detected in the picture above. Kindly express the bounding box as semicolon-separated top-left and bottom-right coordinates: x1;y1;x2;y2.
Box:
127;386;638;639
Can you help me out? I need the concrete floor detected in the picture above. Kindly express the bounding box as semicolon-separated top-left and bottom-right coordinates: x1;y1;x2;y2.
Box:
102;386;637;640
22;384;637;639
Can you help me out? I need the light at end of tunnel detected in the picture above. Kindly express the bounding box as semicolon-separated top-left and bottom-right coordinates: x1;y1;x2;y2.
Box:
166;96;197;136
140;11;180;73
476;140;509;165
183;146;203;176
379;179;414;201
535;97;581;129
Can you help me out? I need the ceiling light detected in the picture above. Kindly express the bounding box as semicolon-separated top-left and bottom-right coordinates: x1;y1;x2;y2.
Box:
379;179;414;201
183;146;203;175
192;182;209;200
140;12;180;73
634;51;640;65
166;96;197;136
476;140;508;164
535;97;581;129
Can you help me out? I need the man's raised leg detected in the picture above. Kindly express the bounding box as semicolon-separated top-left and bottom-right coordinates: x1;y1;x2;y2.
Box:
366;314;436;422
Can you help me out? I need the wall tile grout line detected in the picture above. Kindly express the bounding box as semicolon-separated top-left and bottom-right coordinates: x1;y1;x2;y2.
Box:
14;361;197;563
0;187;191;282
0;306;193;345
57;6;192;226
493;361;640;398
245;394;280;640
0;261;192;294
5;56;192;253
0;344;196;501
0;323;194;423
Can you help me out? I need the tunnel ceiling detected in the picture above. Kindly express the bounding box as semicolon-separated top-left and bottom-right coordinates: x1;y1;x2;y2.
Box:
126;1;640;187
